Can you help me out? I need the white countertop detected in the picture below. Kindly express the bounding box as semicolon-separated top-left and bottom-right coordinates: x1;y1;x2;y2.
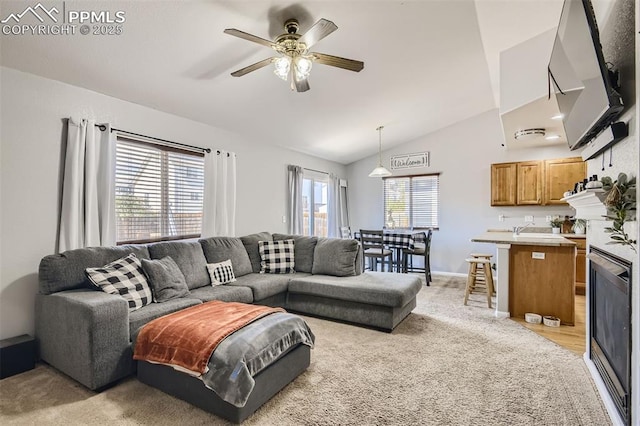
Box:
471;232;578;247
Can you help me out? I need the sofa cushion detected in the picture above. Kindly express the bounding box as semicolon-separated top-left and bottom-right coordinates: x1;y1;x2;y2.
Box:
39;245;150;295
240;232;273;273
206;259;236;285
229;272;310;301
312;238;360;277
199;237;253;278
259;239;295;274
147;241;210;290
288;272;422;308
86;254;153;311
141;256;190;303
188;285;254;304
273;234;318;273
129;297;202;338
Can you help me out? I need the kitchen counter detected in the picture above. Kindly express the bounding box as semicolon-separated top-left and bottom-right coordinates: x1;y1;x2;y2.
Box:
472;232;578;247
471;232;576;324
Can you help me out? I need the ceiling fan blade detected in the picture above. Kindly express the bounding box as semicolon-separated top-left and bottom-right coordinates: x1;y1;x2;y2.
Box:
292;67;310;92
298;18;338;49
230;57;275;77
223;28;276;49
311;52;364;72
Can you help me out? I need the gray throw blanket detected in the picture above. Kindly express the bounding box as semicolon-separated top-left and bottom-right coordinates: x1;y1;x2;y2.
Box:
201;312;315;407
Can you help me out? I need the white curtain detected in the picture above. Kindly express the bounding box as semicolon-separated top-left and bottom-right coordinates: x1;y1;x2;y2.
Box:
327;173;344;238
202;150;237;237
58;118;116;252
287;165;303;234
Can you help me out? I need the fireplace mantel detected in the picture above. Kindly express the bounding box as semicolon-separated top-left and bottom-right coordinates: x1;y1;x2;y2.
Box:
561;189;608;220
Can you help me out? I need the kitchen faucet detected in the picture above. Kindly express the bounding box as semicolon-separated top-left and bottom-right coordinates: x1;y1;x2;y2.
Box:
513;223;535;235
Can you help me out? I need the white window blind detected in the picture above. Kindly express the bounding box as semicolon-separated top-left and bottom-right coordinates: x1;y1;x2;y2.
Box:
115;137;205;244
383;174;440;229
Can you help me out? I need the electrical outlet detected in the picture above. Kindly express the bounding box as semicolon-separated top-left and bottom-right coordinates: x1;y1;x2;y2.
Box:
282;215;286;223
546;215;552;223
498;214;505;222
532;252;545;260
524;215;534;223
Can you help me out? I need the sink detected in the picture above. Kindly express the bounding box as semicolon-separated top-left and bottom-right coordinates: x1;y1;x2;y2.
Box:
513;233;564;239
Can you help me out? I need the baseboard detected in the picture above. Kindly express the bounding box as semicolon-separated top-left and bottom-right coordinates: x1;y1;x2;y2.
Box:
583;354;625;426
432;271;467;278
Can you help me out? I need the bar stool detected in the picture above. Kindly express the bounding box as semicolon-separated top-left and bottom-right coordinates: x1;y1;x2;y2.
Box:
463;256;494;308
470;253;493;293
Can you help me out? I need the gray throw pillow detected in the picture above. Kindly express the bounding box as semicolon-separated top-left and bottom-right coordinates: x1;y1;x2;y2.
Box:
312;238;360;277
240;232;273;273
273;233;318;273
199;237;253;277
141;256;190;303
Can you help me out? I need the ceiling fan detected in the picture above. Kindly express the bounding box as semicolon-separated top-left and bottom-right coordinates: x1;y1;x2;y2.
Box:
224;18;364;92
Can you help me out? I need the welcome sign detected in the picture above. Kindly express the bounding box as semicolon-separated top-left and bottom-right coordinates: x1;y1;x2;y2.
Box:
390;152;429;170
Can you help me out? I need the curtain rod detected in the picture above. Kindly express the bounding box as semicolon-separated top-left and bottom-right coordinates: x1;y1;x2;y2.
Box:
303;167;329;175
95;124;212;154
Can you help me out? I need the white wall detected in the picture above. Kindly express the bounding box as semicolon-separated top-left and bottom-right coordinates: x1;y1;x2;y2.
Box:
0;67;346;340
347;108;578;275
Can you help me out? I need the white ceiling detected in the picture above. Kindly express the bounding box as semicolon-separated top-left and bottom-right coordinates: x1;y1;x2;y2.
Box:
0;0;565;164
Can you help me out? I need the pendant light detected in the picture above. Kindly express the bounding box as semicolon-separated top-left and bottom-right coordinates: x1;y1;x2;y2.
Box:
369;125;392;177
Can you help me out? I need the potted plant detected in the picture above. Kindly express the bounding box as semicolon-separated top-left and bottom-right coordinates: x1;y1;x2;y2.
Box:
549;216;563;234
601;173;637;252
572;218;587;235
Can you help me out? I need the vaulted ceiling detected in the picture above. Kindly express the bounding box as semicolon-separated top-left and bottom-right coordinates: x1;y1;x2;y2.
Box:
0;0;565;164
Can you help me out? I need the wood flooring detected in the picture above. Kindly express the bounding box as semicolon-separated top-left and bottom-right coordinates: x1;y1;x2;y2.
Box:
510;294;586;356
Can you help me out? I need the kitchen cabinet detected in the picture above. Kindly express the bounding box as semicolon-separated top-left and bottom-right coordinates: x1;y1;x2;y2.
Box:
566;236;587;295
509;243;575;325
490;157;586;206
516;161;542;205
491;163;517;205
544;157;586;205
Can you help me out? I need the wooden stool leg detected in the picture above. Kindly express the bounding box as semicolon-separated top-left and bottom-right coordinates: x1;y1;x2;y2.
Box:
464;263;474;305
469;262;478;292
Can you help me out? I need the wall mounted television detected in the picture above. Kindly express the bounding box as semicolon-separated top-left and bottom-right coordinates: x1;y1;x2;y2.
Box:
548;0;624;151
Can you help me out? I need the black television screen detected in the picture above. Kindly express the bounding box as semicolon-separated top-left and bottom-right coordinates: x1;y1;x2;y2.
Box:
548;0;623;150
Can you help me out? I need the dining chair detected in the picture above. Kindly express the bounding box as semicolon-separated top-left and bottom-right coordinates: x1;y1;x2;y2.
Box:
401;230;432;285
359;229;393;272
340;226;352;239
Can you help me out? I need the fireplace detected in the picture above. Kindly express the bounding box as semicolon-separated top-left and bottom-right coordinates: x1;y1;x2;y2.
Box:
588;246;632;425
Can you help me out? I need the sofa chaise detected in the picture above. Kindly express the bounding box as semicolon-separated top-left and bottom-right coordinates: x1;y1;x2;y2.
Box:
36;232;423;392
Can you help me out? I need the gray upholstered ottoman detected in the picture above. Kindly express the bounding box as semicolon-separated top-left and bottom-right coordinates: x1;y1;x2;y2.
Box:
286;272;422;331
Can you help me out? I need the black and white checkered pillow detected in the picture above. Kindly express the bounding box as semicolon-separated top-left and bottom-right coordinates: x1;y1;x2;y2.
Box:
206;259;237;285
259;239;295;274
85;253;153;311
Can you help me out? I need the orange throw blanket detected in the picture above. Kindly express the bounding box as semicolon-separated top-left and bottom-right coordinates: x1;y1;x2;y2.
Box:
133;301;285;374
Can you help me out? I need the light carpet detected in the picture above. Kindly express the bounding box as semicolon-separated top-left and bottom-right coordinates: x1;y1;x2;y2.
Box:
0;275;610;425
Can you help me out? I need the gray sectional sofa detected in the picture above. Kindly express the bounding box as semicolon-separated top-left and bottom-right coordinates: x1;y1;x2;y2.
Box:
36;232;422;390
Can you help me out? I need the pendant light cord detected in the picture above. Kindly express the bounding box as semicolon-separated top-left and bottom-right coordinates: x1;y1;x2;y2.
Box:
377;125;384;165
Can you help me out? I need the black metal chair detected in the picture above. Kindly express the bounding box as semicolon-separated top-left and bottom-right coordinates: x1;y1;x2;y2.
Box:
401;230;432;285
359;229;393;272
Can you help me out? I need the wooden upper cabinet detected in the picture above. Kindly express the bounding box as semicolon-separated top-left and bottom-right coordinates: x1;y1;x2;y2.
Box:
516;161;542;205
543;157;586;205
491;163;517;206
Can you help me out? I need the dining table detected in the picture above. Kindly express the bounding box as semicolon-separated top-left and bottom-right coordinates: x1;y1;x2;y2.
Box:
382;229;421;272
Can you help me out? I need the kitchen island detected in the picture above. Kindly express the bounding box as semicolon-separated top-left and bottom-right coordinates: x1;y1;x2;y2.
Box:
471;232;577;325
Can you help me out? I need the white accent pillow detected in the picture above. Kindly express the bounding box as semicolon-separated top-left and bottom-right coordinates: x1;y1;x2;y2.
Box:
207;259;237;285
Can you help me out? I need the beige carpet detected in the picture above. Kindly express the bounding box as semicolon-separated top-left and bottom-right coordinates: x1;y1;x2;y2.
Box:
0;276;610;425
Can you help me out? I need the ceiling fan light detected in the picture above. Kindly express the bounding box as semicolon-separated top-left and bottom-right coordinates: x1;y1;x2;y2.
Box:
295;57;313;79
274;57;291;80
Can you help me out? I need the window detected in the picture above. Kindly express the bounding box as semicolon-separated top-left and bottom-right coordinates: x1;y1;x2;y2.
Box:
383;174;440;229
301;170;328;237
115;136;205;244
